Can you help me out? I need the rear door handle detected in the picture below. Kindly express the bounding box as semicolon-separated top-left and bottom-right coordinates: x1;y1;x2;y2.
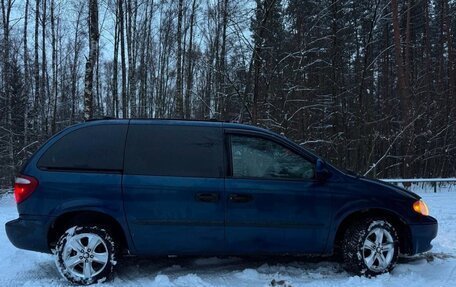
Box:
196;193;219;203
229;193;253;203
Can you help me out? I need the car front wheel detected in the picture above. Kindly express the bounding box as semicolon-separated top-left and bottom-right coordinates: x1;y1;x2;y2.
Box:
54;225;117;285
342;217;399;276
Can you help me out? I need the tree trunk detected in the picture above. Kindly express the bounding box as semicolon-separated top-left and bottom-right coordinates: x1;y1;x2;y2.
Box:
175;0;184;118
112;0;119;117
83;0;99;121
251;0;278;124
138;0;153;117
70;3;83;123
119;0;127;118
126;0;137;117
391;0;411;177
442;0;455;110
23;0;30;144
51;0;57;133
185;0;197;119
33;0;40;132
1;0;15;183
218;0;229;119
41;0;47;133
391;0;408;111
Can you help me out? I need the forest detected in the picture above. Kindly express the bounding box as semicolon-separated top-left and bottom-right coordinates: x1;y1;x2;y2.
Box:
0;0;455;188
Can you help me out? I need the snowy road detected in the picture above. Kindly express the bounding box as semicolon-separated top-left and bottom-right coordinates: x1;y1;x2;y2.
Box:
1;190;455;287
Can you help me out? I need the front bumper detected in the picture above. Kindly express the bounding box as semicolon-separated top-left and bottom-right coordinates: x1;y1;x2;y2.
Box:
5;216;52;254
407;216;438;255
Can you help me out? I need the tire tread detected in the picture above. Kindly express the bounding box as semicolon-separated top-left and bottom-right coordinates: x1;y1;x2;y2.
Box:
342;217;399;276
54;225;117;285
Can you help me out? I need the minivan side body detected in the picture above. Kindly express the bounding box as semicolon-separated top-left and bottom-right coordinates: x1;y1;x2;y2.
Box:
6;119;437;277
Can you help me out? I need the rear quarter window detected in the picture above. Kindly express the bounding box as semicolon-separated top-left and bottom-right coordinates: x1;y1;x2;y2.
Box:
38;125;128;172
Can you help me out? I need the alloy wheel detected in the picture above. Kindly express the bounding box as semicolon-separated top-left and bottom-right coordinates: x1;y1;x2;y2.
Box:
62;233;109;280
362;227;395;272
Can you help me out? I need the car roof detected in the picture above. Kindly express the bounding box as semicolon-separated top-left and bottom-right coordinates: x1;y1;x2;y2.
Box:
83;118;269;133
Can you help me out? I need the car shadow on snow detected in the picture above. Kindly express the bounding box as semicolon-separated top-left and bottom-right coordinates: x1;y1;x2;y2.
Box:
111;252;456;285
398;252;456;263
113;255;347;283
8;252;453;286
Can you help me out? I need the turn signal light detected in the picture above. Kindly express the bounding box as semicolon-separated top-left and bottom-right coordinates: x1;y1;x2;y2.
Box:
413;200;429;216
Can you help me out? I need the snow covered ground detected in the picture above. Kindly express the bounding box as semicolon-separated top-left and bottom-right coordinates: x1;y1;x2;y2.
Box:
1;187;456;287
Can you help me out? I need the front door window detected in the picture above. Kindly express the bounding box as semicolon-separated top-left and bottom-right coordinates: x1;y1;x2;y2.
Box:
230;135;314;180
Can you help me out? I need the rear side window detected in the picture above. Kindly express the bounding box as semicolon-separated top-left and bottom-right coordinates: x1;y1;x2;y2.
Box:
124;125;223;178
38;125;128;171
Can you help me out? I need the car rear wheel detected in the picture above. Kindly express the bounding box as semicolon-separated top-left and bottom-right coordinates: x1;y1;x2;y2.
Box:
54;226;117;285
342;218;399;276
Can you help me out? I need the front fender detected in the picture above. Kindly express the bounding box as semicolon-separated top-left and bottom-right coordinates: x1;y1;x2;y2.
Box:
325;196;409;253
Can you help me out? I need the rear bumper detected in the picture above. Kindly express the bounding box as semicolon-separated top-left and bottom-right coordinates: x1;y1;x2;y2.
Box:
407;216;438;255
5;216;52;254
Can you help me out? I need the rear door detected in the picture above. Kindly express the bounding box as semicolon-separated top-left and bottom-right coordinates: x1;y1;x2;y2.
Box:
122;121;225;255
225;131;333;254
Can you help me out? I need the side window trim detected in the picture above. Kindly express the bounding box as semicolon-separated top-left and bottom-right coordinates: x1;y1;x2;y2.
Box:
39;166;123;173
224;130;234;177
224;130;316;181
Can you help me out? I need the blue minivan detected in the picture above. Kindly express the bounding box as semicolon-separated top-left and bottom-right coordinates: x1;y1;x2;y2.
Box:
5;119;437;285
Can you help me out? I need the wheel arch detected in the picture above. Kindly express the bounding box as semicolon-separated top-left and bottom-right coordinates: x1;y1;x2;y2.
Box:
48;210;130;254
332;208;413;255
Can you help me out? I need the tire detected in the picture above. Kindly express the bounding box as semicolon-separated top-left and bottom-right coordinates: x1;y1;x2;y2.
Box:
342;217;399;276
54;225;117;285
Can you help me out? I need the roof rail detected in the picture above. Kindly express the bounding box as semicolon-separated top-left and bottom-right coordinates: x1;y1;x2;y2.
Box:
85;117;117;122
84;117;236;123
129;118;225;123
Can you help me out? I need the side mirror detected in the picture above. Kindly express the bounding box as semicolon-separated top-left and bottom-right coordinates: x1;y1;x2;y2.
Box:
315;159;330;181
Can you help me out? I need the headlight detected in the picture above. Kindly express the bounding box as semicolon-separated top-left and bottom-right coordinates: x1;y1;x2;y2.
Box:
413;200;429;216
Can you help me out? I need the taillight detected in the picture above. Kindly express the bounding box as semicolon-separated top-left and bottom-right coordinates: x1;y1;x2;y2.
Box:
14;175;39;203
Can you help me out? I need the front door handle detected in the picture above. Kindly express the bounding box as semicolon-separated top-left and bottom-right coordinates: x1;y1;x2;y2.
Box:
229;193;253;203
196;192;219;203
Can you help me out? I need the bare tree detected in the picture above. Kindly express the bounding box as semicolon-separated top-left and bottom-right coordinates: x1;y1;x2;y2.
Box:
70;2;84;123
119;0;127;118
50;0;57;133
175;0;184;118
125;0;137;117
1;0;14;183
23;0;30;145
185;0;198;119
33;0;40;129
41;0;47;132
83;0;99;120
112;0;119;117
1;0;456;187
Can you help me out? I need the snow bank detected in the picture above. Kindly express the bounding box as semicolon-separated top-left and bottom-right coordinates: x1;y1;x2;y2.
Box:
381;179;456;193
406;182;456;193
